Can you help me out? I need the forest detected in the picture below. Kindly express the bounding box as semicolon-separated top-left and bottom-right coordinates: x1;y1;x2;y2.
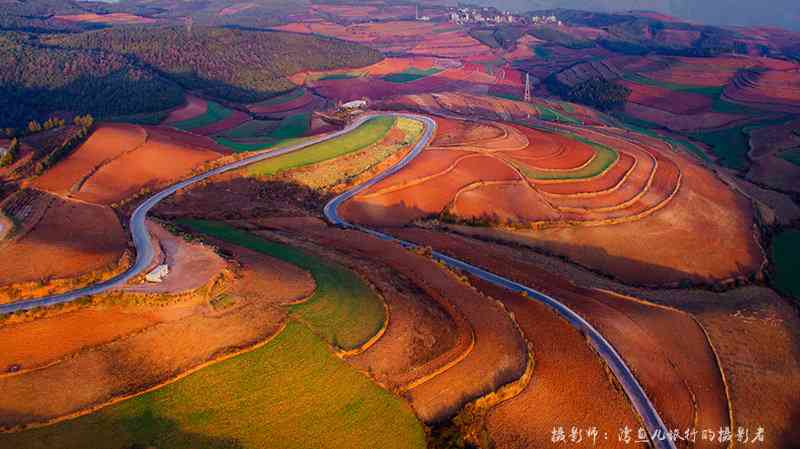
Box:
0;27;382;129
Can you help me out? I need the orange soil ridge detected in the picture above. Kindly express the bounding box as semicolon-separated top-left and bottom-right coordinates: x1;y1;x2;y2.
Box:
257;217;528;423
393;229;731;448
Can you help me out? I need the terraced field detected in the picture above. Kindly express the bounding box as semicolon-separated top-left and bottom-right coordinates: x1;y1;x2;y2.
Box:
342;116;681;229
179;220;385;350
247;116;395;177
0;322;425;449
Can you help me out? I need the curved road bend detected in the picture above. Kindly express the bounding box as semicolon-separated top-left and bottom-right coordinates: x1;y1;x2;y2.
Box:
3;112;677;449
0;114;383;315
325;114;678;449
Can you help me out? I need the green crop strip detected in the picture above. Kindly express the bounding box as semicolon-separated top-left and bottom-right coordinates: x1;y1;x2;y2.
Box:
178;220;386;350
0;322;424;449
516;128;619;180
247;116;395;176
382;67;443;83
170;101;233;131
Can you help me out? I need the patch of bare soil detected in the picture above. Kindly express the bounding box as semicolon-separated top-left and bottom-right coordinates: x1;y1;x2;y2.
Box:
125;221;227;295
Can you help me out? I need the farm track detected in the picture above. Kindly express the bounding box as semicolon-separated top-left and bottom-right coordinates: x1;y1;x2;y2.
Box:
3;113;678;449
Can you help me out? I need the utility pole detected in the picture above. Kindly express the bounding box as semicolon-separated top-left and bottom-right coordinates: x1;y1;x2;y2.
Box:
524;72;532;102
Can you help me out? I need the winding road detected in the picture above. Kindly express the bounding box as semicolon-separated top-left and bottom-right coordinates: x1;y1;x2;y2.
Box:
3;113;677;449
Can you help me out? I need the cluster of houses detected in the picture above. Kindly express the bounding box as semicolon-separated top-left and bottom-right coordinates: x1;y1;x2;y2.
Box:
448;7;563;26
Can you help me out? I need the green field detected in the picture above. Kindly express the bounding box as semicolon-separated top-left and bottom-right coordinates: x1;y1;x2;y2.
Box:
382;67;442;83
178;220;385;350
108;110;169;126
170;101;233;131
779;148;800;166
691;117;790;171
772;229;800;299
215;113;311;153
615;115;711;162
250;88;306;108
0;322;425;449
623;73;763;115
536;106;583;125
248;116;395;177
516;130;619;180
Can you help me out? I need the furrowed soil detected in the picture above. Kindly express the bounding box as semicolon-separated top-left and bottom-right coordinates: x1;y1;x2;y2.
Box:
0;193;127;300
0;322;426;449
392;228;731;446
257;218;528;424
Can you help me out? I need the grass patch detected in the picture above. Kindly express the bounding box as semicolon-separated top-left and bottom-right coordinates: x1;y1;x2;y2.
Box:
516;129;619;180
772;229;800;299
0;322;425;449
691;117;790;171
218;120;280;140
171;101;233;131
615;114;712;162
247;116;395;177
779;148;800;166
215;113;311;153
250;88;306;108
177;220;385;350
536;106;582;125
382;67;443;83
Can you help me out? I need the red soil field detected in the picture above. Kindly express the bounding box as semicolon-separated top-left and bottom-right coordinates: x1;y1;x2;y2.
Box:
343;154;520;226
461;148;762;285
190;109;251;136
724;69;800;113
478;281;642;449
312;75;456;102
393;229;730;447
535;152;636;195
259;219;528;423
504;127;596;171
75;126;223;205
164;95;207;124
748;118;800;158
54;13;156;25
624;102;744;132
247;89;314;115
452;182;561;223
620;80;713;114
0;194;127;290
32;123;148;196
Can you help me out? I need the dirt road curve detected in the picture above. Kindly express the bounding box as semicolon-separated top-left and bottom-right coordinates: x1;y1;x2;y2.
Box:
3;113;677;449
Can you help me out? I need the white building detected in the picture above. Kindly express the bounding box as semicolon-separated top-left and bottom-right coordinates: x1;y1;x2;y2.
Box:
146;264;169;283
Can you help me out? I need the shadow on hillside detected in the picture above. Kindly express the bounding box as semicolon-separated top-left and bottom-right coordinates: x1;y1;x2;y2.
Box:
119;407;244;449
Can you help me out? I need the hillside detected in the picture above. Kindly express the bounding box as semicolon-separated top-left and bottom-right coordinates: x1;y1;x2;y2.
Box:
47;26;383;103
0;27;382;129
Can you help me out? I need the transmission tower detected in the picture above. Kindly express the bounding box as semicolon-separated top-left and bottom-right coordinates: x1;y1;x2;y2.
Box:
524;72;532;102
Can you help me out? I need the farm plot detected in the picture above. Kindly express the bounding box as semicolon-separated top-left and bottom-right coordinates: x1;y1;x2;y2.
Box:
0;322;426;449
74;127;224;205
723;68;800;113
262;220;527;423
247;116;395;177
287;117;424;190
382;67;443;83
394;228;731;446
0;192;127;300
216;113;311;153
178;220;385;351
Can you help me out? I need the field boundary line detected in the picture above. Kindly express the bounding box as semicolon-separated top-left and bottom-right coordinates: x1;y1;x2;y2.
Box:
0;320;290;433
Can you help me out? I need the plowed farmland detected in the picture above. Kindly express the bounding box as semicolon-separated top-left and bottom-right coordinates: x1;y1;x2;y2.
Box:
343;114;762;286
0;191;127;301
33;124;225;205
0;322;426;449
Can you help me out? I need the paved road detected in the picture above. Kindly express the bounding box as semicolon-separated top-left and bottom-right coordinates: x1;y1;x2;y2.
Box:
324;113;678;449
0;114;381;315
3;112;677;449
